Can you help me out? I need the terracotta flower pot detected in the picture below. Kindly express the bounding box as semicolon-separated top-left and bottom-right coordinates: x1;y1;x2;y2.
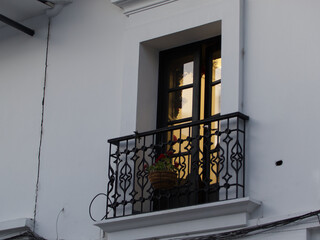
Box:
148;171;177;190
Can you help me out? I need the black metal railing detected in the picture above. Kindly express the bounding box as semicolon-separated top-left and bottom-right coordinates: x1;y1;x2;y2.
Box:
105;112;248;219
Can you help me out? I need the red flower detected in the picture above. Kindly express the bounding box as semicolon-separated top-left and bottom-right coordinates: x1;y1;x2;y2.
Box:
174;162;179;168
173;135;178;142
166;151;174;156
144;164;148;170
156;154;165;162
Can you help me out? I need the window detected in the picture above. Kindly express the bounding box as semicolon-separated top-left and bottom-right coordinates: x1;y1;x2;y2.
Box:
156;36;222;207
157;36;222;127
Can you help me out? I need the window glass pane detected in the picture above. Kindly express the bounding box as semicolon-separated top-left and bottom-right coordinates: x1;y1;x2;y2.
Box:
212;58;221;82
168;88;193;121
211;84;221;115
169;61;194;88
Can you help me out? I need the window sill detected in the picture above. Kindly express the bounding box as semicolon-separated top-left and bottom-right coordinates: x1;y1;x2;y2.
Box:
0;218;34;239
95;197;261;240
110;0;177;16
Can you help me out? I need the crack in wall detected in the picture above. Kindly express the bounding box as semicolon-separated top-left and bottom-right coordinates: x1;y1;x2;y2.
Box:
33;18;51;232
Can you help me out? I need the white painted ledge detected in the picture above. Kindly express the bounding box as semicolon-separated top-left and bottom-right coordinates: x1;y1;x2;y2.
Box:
0;218;34;239
95;197;261;240
46;0;72;18
110;0;178;16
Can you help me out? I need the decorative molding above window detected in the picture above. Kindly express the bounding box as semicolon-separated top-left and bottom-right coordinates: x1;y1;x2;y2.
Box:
110;0;178;16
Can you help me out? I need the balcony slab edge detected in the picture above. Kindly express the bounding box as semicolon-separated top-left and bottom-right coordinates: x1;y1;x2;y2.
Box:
0;218;34;238
95;197;261;235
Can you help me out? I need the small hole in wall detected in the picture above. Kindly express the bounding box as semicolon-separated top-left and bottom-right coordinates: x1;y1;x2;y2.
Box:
275;160;283;166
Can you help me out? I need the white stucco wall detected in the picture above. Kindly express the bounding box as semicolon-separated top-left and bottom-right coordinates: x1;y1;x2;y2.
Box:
0;0;126;239
32;1;127;239
1;0;320;239
243;0;320;218
0;15;48;222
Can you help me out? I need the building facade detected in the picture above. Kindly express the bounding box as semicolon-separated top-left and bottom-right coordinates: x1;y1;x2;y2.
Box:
1;0;320;239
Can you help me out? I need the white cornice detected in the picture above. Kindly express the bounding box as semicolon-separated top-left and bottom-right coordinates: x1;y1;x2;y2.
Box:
110;0;178;16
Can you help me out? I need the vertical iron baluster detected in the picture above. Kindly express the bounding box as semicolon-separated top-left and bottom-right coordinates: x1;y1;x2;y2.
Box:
106;143;112;218
122;139;129;216
217;119;221;201
114;141;120;217
225;118;230;200
178;128;182;177
141;136;146;214
186;126;191;206
149;133;155;211
236;117;239;198
243;118;246;197
166;132;170;209
131;136;137;215
204;123;210;203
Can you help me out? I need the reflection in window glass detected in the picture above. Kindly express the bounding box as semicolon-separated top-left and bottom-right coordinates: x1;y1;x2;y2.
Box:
212;58;221;82
211;84;221;115
169;61;193;88
168;88;193;121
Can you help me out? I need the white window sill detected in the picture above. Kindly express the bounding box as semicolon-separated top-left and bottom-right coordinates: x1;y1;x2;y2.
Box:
0;218;34;239
110;0;177;16
95;197;261;240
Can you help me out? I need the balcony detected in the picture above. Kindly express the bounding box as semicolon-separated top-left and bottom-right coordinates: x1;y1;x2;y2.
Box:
105;112;249;219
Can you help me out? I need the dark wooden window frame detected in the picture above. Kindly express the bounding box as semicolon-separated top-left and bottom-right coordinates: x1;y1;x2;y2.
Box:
153;36;222;208
157;36;221;129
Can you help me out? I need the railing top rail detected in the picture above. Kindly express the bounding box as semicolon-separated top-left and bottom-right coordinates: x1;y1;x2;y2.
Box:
108;111;249;144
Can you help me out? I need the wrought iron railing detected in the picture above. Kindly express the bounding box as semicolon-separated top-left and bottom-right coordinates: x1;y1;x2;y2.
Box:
106;112;248;219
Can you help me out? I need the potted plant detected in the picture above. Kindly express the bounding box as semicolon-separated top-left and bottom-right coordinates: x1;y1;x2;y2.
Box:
145;151;179;190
